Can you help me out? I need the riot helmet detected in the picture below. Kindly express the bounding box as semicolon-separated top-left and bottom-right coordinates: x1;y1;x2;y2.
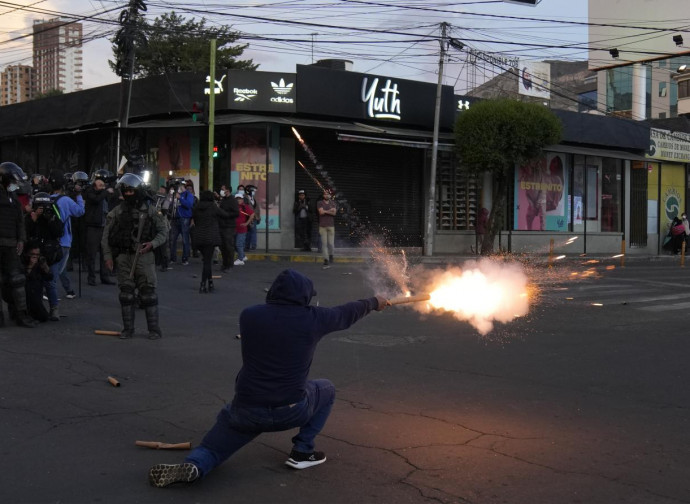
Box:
91;169;114;183
117;173;145;191
117;173;145;205
0;162;28;191
72;171;89;183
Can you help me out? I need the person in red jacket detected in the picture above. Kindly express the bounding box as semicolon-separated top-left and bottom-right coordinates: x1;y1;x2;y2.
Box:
148;269;389;487
233;191;254;265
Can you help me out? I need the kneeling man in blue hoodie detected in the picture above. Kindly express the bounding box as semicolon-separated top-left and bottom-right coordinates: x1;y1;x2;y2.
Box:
149;268;389;487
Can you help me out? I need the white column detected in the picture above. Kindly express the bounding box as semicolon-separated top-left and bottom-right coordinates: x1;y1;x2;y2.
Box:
631;63;647;121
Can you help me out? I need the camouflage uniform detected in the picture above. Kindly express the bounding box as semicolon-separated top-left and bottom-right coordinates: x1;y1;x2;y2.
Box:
102;199;168;339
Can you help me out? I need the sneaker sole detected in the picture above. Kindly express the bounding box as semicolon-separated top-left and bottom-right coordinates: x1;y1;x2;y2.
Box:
284;456;327;470
148;463;198;487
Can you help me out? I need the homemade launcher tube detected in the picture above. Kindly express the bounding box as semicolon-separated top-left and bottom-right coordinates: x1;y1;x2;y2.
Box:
388;293;431;306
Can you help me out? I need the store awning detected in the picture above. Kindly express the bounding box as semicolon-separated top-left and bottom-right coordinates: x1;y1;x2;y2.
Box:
545;144;650;162
131;113;454;146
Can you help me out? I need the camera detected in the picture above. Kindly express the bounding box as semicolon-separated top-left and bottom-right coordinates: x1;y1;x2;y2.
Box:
166;177;186;190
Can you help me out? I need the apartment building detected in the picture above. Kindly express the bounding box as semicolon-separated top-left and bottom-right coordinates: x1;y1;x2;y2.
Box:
1;65;34;105
33;18;83;95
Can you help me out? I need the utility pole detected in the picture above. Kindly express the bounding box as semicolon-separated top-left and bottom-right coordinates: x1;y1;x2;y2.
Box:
115;0;147;173
206;39;217;190
424;22;448;257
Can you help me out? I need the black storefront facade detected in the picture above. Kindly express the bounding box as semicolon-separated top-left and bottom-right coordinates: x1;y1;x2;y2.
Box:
0;63;662;256
0;64;459;253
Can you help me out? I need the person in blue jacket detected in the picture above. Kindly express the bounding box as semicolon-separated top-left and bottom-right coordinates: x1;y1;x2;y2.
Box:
148;268;389;487
46;170;85;321
168;180;195;266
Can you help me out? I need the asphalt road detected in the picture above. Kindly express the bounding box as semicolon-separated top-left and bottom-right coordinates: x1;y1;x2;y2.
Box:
2;255;690;504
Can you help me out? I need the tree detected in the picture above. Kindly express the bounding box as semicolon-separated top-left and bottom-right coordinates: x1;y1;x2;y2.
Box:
109;11;257;78
33;89;64;100
454;99;562;254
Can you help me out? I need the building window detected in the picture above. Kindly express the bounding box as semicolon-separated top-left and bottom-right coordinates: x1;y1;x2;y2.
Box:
606;66;633;114
659;81;667;97
679;80;690;99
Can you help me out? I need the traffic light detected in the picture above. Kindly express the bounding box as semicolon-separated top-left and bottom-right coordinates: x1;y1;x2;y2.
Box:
213;146;219;158
192;101;206;123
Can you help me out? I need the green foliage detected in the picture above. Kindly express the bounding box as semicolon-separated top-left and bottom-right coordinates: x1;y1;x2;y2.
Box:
109;11;257;78
454;99;562;254
33;89;64;100
454;99;562;175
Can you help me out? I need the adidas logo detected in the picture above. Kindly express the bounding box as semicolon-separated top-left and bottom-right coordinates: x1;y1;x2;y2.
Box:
271;78;294;95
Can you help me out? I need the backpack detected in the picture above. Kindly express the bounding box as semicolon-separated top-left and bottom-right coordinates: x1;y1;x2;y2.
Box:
39;195;66;265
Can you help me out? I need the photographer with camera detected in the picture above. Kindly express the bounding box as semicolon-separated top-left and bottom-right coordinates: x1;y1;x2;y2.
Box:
64;172;88;276
84;170;116;286
25;191;64;267
22;241;53;323
46;169;85;321
169;179;194;266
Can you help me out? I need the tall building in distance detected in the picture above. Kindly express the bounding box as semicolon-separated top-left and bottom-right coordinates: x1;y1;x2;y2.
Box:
33;18;83;95
1;65;35;105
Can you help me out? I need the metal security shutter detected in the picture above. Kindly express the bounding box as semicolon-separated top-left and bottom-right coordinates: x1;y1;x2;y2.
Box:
293;127;425;247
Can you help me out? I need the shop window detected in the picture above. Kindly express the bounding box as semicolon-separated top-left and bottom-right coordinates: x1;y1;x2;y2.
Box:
600;158;622;232
573;155;622;233
436;153;478;231
230;124;281;230
514;152;568;231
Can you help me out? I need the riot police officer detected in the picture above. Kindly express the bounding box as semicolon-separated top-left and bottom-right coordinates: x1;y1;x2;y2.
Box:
102;173;168;339
0;162;37;328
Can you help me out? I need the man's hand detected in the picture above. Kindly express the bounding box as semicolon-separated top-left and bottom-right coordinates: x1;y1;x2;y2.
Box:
16;241;24;256
140;242;153;254
105;259;114;272
374;295;389;311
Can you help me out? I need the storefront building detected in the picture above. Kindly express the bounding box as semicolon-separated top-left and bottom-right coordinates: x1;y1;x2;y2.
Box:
0;64;680;256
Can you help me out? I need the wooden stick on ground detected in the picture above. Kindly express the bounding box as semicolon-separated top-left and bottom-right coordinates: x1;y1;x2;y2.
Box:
135;441;192;450
95;330;121;336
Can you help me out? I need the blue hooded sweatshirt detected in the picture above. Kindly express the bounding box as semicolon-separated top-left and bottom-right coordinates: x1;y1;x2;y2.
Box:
234;269;379;407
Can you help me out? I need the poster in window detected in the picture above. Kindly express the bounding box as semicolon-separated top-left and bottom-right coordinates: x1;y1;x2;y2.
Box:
230;125;281;229
514;153;567;231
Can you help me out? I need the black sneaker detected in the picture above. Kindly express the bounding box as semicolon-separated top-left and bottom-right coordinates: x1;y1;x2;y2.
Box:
65;291;77;299
285;450;326;470
148;463;199;488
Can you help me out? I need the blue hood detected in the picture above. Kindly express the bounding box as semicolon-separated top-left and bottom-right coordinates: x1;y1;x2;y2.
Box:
266;269;316;306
